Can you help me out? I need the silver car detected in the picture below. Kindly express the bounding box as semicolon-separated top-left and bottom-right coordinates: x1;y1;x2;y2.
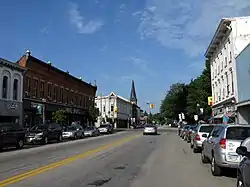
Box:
191;124;215;153
201;124;250;176
84;126;100;137
62;125;84;140
143;124;157;135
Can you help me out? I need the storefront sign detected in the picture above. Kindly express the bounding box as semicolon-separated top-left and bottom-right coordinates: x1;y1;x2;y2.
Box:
8;102;18;110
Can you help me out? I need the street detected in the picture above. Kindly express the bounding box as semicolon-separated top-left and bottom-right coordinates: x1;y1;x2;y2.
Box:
0;129;237;187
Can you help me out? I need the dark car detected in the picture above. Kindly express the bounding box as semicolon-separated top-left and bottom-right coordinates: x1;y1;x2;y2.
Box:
0;123;25;150
236;137;250;187
25;123;63;144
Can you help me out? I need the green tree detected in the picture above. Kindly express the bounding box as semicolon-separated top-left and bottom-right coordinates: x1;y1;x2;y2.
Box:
186;60;211;121
160;83;188;120
52;109;67;124
88;104;100;123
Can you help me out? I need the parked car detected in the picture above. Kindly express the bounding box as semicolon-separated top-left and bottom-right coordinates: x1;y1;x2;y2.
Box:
201;124;250;176
84;126;100;137
236;137;250;187
143;124;157;135
62;124;84;140
180;125;190;139
0;123;25;150
186;125;198;143
98;124;114;134
191;124;215;153
25;123;63;144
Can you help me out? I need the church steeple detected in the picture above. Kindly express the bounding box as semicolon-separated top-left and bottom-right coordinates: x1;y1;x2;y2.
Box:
130;80;137;104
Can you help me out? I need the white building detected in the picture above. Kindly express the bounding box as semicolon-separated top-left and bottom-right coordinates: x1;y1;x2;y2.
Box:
0;58;26;125
95;92;133;128
205;16;250;123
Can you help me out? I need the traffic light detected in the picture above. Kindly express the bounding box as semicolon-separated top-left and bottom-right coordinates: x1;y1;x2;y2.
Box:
149;104;155;109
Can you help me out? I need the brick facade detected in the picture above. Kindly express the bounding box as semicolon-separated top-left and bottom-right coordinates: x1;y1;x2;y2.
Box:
17;52;97;126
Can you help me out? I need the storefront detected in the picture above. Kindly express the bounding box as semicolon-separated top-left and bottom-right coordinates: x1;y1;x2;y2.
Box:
0;100;23;125
23;99;89;127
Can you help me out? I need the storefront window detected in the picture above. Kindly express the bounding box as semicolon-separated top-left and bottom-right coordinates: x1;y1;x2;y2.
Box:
2;76;8;99
13;79;18;100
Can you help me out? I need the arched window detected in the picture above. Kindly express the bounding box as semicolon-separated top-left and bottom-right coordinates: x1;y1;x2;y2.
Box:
2;76;8;99
13;79;18;100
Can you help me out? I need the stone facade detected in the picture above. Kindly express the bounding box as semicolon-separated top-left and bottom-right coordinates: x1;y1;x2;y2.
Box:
0;58;25;125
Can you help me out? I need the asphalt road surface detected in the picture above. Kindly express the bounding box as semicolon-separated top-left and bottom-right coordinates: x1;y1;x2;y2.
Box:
0;129;237;187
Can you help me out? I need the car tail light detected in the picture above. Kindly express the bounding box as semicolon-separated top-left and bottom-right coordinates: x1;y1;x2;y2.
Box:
219;138;226;149
195;134;200;141
189;131;192;134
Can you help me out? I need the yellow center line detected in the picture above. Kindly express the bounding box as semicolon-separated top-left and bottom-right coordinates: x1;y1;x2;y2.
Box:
0;134;141;187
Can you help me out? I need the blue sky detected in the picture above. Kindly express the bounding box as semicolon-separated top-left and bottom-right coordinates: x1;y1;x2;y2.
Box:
1;0;250;113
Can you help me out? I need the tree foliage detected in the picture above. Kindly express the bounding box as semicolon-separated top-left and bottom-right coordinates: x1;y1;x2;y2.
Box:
160;60;212;123
160;83;188;120
52;109;67;124
88;104;100;122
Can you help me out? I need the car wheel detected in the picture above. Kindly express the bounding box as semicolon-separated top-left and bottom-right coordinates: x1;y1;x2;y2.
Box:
201;149;209;163
16;139;24;149
58;134;63;142
211;156;221;176
237;174;244;187
190;142;194;148
43;136;48;145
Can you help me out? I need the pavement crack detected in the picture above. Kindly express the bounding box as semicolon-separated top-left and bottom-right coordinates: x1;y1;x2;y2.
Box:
88;177;112;186
182;148;187;155
114;165;125;170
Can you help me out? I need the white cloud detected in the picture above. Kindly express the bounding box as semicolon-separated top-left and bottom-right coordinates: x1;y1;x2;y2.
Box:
138;0;250;57
125;56;155;76
69;2;104;34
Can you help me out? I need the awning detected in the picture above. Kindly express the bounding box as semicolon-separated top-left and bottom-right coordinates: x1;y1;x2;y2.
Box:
214;114;224;118
224;112;236;118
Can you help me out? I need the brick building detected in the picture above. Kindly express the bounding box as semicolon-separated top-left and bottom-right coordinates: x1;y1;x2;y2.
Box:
17;51;97;127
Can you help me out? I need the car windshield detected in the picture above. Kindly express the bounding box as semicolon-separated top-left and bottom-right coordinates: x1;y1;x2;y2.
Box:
226;127;250;140
65;126;77;131
199;125;214;133
86;127;94;130
184;126;190;129
100;125;108;128
145;124;155;127
31;125;47;131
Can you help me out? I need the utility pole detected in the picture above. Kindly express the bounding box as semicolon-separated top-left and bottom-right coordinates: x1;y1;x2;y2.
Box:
100;93;103;125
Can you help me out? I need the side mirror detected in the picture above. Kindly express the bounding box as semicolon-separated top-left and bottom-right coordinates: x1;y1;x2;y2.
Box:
236;146;248;156
202;134;208;138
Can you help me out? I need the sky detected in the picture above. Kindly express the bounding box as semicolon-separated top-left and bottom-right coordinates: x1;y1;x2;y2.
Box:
1;0;250;113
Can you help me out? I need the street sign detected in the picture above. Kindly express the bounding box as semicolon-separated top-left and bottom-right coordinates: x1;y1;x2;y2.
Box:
181;113;185;120
194;115;198;121
208;96;213;106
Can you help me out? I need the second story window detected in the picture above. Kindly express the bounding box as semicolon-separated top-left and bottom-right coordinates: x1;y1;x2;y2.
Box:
229;52;232;62
75;94;78;105
79;95;82;106
60;87;64;102
225;72;229;95
26;77;31;93
53;86;57;101
48;83;52;98
2;76;8;99
13;79;18;100
34;79;38;98
65;89;69;104
40;82;44;98
225;57;227;67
